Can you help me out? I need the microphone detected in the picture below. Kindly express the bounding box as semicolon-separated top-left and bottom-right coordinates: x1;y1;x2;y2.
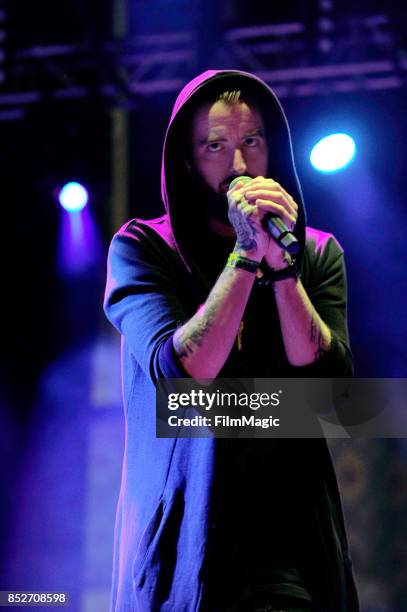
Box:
229;176;300;255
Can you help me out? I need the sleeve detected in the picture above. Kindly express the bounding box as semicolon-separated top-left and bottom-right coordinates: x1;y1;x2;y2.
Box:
296;237;354;377
103;222;190;384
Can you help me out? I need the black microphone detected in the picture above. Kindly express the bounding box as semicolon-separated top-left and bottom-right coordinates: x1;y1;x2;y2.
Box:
229;176;300;255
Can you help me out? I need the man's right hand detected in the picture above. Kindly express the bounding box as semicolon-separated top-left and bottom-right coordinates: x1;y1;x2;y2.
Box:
227;178;270;260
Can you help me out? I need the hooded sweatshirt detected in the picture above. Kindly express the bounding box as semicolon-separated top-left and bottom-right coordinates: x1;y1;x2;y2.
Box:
103;70;360;612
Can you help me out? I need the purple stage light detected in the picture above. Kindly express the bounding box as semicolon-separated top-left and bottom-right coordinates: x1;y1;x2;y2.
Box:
58;206;101;276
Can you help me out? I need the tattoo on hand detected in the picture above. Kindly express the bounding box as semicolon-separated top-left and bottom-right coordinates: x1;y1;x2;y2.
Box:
228;206;258;251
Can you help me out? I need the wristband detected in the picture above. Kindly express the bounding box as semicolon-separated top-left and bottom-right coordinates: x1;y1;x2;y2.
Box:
256;259;300;286
227;252;259;274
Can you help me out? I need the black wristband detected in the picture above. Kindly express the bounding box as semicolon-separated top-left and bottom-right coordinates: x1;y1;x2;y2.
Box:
256;260;300;287
227;252;259;274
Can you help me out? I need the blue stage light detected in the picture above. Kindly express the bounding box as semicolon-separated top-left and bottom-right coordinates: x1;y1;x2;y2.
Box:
58;182;89;212
310;133;356;173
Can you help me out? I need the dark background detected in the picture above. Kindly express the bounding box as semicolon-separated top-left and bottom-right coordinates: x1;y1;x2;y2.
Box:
0;1;406;610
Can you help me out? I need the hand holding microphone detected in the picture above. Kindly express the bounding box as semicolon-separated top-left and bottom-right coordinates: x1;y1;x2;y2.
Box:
228;175;300;255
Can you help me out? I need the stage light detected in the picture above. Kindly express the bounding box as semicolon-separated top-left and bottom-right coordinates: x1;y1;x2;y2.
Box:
58;182;89;212
310;133;356;173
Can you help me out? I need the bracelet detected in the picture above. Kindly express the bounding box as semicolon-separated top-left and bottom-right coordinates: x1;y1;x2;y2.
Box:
227;252;259;274
256;259;301;287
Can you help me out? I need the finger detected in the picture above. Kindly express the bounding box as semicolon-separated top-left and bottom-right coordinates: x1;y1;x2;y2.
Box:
237;200;258;217
279;187;298;212
255;199;297;228
227;180;246;196
229;190;252;211
247;175;264;182
246;179;299;212
227;185;249;206
235;199;266;228
244;189;298;217
271;182;299;213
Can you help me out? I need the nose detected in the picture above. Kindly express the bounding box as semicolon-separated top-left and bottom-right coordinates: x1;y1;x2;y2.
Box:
232;148;247;175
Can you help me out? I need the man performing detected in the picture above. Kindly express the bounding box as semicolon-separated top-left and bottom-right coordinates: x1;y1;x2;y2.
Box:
104;70;360;612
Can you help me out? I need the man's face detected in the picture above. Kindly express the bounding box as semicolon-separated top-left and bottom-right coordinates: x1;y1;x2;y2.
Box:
190;100;268;195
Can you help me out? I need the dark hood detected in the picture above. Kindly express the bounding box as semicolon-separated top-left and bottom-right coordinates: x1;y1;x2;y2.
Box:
161;69;307;273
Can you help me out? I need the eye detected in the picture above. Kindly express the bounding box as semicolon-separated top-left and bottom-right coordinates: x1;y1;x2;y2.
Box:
206;142;223;152
244;136;260;147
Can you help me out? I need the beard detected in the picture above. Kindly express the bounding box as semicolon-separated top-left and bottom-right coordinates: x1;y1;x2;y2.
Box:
205;189;231;225
186;171;230;226
188;170;247;227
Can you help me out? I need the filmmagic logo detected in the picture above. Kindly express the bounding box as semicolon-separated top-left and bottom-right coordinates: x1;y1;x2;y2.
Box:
167;389;282;411
167;414;281;429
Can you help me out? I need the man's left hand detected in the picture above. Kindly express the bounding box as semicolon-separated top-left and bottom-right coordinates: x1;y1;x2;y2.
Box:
242;177;299;270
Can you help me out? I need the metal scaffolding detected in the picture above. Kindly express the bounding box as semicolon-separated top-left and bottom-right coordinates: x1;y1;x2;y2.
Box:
0;11;405;120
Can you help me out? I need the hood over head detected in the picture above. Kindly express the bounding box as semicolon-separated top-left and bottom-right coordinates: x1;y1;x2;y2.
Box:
161;69;307;273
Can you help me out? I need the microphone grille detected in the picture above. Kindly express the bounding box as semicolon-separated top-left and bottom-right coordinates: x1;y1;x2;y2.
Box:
228;175;252;190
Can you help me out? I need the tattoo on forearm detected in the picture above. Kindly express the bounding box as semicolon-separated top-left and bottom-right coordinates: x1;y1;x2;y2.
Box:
174;267;236;360
310;315;328;361
173;319;209;358
228;206;258;251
